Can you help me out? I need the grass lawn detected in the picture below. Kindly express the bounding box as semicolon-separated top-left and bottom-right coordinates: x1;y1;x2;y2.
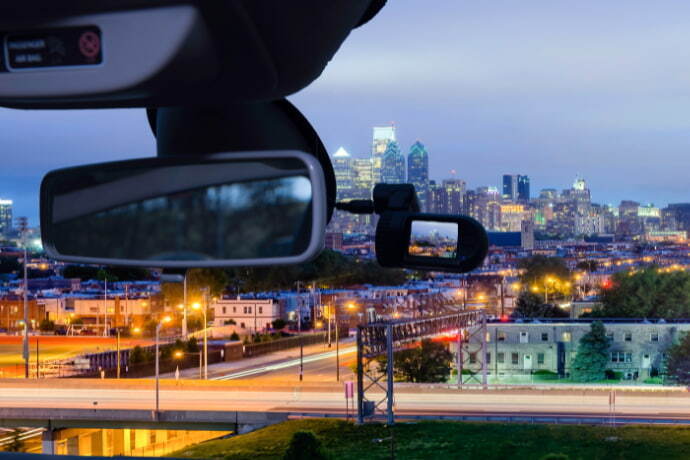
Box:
170;419;690;460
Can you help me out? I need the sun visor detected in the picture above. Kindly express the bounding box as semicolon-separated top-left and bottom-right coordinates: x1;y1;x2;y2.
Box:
0;0;377;109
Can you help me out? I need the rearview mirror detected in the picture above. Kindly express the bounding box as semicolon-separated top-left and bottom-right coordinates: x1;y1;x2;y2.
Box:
40;152;327;268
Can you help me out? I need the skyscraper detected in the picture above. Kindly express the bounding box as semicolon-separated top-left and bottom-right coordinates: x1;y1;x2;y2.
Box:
502;174;529;202
517;175;530;201
0;199;12;237
429;179;465;215
502;174;518;201
407;141;429;211
352;158;373;199
371;124;396;184
381;141;405;184
331;147;353;200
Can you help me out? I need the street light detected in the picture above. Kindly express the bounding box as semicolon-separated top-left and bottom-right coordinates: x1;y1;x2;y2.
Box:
191;300;208;380
155;316;172;413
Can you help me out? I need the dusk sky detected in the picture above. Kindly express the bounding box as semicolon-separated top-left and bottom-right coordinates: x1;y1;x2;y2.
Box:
3;0;690;223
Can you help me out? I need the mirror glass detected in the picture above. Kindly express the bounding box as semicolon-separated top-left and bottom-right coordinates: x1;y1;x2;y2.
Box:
407;220;459;259
44;157;319;263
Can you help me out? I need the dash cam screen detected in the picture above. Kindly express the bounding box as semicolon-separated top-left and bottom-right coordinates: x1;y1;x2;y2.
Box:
408;220;459;259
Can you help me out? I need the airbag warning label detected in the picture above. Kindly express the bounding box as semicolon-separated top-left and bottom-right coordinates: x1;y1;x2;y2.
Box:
4;26;102;70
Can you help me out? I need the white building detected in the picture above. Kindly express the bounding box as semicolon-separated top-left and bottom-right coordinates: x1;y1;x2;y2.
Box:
211;299;281;334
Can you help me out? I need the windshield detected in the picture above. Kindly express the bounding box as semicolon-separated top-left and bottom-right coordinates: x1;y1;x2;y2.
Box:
1;2;690;458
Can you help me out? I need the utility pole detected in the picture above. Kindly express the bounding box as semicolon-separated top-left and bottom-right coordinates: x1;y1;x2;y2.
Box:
203;288;209;379
336;305;340;382
17;217;29;379
116;328;121;379
103;278;108;337
294;281;303;334
182;273;188;337
124;284;129;328
499;277;505;318
327;304;332;348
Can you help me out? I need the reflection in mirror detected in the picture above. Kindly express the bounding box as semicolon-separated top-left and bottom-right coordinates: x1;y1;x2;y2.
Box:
408;220;459;259
47;159;314;262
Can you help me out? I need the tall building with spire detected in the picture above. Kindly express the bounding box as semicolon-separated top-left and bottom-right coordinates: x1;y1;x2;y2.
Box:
407;141;429;210
331;147;353;200
381;141;405;184
371;124;396;184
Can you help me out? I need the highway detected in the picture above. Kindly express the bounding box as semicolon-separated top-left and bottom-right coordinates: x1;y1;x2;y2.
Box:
2;381;690;421
212;346;356;382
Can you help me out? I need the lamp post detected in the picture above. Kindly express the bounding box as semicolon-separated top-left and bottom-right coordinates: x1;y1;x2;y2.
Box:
335;304;339;382
327;304;332;348
182;274;188;338
18;217;29;379
192;298;208;380
116;328;121;379
155;316;172;413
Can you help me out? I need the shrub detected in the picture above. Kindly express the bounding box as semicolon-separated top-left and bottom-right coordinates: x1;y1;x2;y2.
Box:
282;431;325;460
604;369;623;380
230;332;240;341
187;337;199;353
540;454;569;460
39;319;55;332
272;319;287;330
129;346;147;364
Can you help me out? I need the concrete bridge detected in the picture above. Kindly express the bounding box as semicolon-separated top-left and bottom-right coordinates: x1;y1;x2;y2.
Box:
0;407;287;455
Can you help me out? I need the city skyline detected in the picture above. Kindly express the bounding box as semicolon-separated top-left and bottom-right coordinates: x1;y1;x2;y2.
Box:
4;1;690;221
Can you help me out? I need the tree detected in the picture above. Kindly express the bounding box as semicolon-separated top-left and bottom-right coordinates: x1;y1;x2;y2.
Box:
186;337;199;353
161;268;229;307
519;256;572;300
381;339;453;383
226;249;408;291
0;257;21;275
272;319;287;330
39;319;55;332
129;346;147;364
595;268;690;318
97;268;119;287
665;332;690;384
570;321;610;382
62;265;100;280
513;292;569;318
576;260;598;272
282;431;325;460
230;332;240;341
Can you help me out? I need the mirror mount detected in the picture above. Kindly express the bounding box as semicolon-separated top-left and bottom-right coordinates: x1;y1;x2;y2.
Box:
148;99;336;222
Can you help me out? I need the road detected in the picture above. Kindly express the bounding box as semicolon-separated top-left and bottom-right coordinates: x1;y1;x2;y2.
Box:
1;381;690;421
211;346;356;382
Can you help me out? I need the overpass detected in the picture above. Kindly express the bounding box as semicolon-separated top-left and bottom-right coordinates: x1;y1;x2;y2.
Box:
3;379;690;454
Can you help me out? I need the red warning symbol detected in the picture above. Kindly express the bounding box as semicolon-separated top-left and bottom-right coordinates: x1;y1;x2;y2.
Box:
78;31;100;59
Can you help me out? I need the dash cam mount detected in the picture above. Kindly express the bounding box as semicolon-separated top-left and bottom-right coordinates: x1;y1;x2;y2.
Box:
336;183;489;273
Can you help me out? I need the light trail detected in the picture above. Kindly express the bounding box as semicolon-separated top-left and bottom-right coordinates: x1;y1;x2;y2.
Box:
212;347;356;381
